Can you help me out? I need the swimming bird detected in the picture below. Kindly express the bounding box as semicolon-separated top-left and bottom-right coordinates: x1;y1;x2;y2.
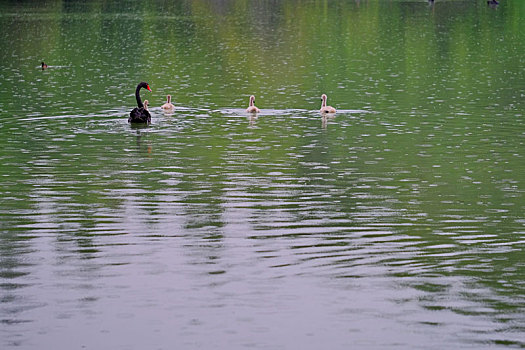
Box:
41;61;48;70
246;95;260;113
129;82;152;124
161;95;175;110
320;94;336;114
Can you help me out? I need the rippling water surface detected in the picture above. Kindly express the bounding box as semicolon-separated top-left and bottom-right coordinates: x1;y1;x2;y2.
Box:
1;0;524;349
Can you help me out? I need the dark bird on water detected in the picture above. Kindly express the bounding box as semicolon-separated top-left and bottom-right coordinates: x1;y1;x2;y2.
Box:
41;61;48;70
129;82;152;124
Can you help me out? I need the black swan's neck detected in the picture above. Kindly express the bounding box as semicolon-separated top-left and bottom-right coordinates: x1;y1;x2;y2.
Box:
135;85;144;108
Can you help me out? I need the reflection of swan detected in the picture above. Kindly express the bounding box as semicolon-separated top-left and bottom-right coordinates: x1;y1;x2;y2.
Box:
161;95;175;110
248;114;257;126
129;82;152;124
246;95;260;113
135;130;152;155
487;0;499;5
321;114;336;129
41;61;48;70
320;94;336;114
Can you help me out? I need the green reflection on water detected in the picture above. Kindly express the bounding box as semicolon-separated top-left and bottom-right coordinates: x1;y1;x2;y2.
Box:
0;0;524;347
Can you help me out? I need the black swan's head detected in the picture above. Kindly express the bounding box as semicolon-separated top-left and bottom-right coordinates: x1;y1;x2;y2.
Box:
134;82;152;108
138;82;152;92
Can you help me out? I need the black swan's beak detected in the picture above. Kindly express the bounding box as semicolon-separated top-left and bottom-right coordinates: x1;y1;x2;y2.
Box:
146;85;152;92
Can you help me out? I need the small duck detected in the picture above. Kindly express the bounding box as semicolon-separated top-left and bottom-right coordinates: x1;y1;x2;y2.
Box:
143;100;149;111
320;94;336;114
246;95;260;113
161;95;175;110
41;61;48;70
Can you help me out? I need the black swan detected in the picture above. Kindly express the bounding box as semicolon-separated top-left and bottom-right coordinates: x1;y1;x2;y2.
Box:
129;82;152;124
320;94;336;114
246;95;260;113
41;61;48;70
161;95;175;110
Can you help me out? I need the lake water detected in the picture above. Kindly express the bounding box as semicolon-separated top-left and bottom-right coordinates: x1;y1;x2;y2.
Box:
1;0;524;348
